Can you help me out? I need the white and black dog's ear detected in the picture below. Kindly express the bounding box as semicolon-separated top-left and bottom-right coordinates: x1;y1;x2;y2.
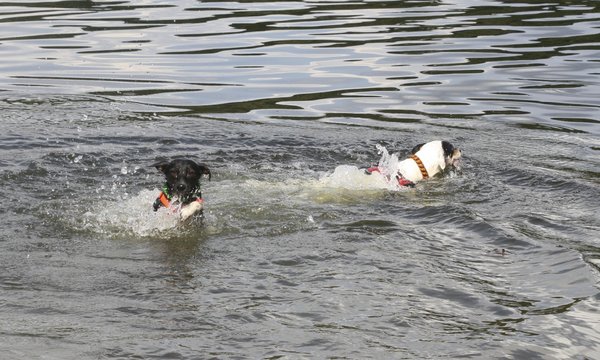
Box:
193;162;212;181
411;143;425;154
441;141;455;158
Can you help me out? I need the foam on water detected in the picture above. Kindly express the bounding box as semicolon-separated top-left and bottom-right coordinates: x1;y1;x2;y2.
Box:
81;189;182;237
213;145;408;202
315;144;406;191
316;165;390;190
215;145;412;207
76;146;409;237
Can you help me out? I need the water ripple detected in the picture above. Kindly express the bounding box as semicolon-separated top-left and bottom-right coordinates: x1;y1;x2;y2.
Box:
0;0;597;135
1;1;600;359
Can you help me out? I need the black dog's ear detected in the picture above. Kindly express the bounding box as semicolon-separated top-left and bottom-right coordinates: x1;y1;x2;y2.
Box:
152;161;171;174
195;163;212;181
411;143;425;154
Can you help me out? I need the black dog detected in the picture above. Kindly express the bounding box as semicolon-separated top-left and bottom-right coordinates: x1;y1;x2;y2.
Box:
152;159;211;221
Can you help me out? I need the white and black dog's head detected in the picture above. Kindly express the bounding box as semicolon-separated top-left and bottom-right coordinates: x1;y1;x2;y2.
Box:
398;140;462;182
153;159;211;203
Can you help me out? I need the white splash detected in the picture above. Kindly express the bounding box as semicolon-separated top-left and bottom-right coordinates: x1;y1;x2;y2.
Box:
82;189;180;237
79;145;408;237
316;144;406;191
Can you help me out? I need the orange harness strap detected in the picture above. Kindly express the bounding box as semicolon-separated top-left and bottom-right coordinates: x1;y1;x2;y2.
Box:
158;191;171;208
410;154;429;179
158;192;203;208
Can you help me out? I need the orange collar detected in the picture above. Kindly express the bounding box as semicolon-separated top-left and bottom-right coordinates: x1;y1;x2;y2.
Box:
410;154;429;179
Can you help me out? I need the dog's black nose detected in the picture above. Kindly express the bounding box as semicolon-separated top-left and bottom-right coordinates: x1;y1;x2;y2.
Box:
177;184;186;192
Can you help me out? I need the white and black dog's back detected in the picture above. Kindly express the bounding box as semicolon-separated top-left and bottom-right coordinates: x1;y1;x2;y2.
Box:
398;140;461;183
366;140;461;187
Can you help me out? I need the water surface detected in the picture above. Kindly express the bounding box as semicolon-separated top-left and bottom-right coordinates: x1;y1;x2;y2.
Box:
1;0;599;358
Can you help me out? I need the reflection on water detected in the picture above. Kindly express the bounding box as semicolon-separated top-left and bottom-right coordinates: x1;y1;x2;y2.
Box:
1;0;599;133
1;0;599;359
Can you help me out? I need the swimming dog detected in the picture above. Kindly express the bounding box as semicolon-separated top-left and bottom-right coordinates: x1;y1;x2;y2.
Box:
152;159;211;221
366;140;461;187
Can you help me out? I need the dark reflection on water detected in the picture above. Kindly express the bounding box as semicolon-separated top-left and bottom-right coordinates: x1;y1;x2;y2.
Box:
1;0;600;359
1;0;599;133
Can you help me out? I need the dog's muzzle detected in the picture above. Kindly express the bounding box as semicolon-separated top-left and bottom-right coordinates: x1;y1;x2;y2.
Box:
449;149;462;167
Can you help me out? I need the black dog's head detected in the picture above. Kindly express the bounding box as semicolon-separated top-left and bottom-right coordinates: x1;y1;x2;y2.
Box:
153;159;211;201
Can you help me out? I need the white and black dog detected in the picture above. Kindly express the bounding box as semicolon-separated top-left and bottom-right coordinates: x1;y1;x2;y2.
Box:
152;159;211;221
366;140;462;187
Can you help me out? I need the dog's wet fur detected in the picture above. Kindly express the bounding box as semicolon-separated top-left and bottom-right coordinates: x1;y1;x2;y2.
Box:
392;140;462;183
153;159;211;203
411;140;459;162
152;159;211;222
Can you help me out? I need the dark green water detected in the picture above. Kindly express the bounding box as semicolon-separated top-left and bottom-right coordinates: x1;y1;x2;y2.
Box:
1;0;599;358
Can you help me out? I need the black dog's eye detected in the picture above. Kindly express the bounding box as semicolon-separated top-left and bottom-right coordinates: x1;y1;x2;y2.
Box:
170;169;178;178
187;170;196;178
